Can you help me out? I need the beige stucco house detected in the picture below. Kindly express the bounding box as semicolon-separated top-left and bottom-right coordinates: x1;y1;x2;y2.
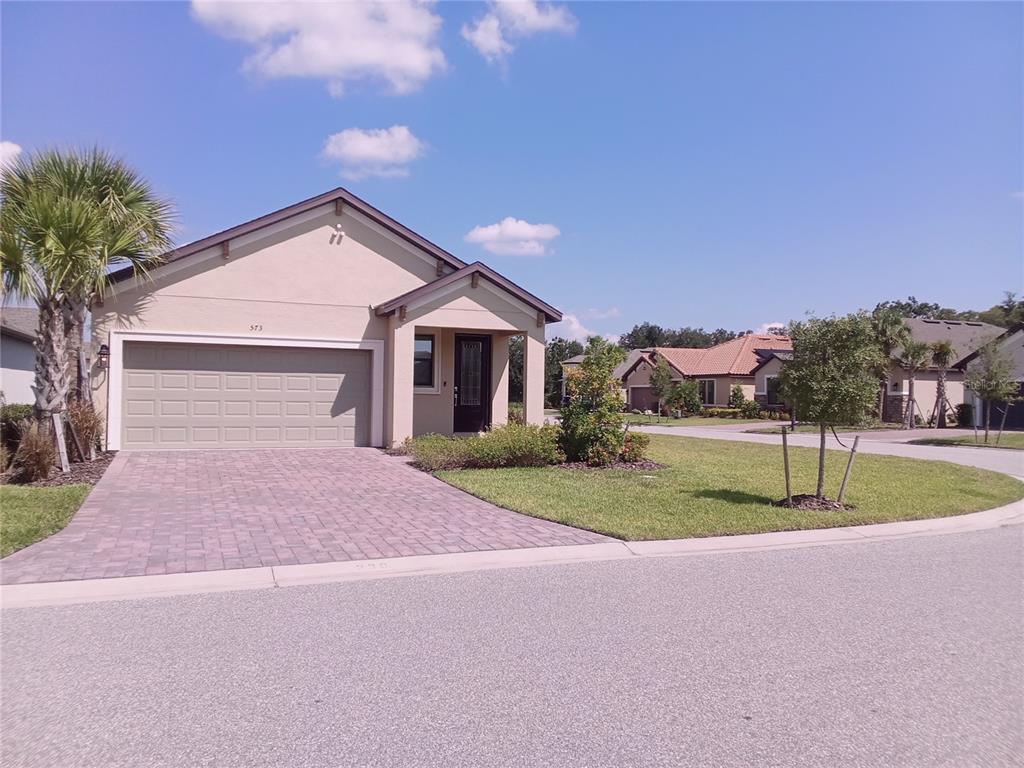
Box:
883;318;1003;424
91;188;560;450
620;334;794;411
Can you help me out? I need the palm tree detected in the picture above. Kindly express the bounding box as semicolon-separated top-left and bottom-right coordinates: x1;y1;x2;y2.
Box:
930;339;955;428
899;340;931;429
870;309;910;420
1;149;173;411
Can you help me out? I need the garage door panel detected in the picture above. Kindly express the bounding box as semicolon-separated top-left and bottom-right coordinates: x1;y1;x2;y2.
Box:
122;342;370;449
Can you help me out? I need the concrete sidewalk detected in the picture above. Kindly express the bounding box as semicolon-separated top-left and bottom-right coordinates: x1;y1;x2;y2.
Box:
3;498;1020;609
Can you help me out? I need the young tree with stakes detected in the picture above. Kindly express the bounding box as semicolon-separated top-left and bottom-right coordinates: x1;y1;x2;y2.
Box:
929;339;955;428
964;342;1018;444
898;340;932;429
779;314;881;501
649;357;675;415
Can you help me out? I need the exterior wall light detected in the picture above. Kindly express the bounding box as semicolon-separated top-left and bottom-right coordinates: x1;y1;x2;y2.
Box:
97;344;110;369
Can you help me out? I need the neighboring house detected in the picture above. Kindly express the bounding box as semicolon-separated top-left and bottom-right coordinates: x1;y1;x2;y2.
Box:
751;349;793;409
620;334;793;411
560;348;646;403
884;318;1004;424
959;324;1024;429
1;307;37;405
91;188;561;450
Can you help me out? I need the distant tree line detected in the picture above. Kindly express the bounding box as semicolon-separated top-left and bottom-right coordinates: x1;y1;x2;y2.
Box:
616;323;750;350
873;292;1023;329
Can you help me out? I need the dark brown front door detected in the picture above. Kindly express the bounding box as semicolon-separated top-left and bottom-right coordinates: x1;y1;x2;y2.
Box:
454;335;491;433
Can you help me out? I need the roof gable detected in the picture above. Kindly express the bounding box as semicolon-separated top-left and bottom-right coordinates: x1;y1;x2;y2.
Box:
110;187;467;284
375;262;561;323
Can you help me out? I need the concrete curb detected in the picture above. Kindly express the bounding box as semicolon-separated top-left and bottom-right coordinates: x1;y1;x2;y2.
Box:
3;500;1021;609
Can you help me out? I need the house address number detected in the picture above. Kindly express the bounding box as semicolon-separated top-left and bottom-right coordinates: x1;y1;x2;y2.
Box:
249;324;263;332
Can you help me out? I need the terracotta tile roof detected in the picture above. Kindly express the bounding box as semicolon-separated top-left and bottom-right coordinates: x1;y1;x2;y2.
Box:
654;334;793;377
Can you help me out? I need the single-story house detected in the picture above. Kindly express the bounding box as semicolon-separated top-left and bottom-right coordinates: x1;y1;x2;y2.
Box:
883;318;1004;424
750;349;793;409
1;307;37;405
959;324;1024;429
91;188;561;450
619;334;794;411
559;348;646;402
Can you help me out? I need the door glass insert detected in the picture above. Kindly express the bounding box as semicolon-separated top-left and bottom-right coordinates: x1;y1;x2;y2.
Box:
460;341;482;406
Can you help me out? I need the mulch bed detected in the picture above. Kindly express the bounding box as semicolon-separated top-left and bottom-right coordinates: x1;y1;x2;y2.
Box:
772;494;854;512
1;451;116;488
559;459;667;472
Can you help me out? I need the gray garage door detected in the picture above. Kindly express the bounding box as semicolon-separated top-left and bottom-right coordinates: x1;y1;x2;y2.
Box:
121;342;371;449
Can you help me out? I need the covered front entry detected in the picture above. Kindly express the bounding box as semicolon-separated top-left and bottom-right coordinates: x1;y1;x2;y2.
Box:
378;262;557;447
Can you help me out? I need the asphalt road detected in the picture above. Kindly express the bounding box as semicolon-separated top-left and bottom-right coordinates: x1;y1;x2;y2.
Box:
636;424;1024;478
3;525;1022;767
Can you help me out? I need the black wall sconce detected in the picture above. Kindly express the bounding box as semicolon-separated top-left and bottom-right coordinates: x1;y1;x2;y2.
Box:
97;344;110;369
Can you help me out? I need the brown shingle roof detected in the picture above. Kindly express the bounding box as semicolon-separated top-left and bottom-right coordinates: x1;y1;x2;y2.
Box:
655;334;793;377
900;318;1003;366
0;307;38;342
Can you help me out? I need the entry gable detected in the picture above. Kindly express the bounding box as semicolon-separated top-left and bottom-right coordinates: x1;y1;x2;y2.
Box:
375;262;562;326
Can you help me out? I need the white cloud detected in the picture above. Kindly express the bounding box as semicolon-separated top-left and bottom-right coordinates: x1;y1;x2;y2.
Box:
757;321;786;334
549;313;620;344
549;313;594;342
0;141;22;167
462;0;576;64
464;217;560;256
460;13;513;63
322;126;426;180
585;307;621;320
191;0;446;96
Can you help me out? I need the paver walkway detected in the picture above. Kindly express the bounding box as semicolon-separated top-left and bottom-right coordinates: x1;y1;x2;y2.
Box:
0;449;609;584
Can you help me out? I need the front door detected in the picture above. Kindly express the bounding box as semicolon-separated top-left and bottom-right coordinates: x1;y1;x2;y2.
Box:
454;334;491;433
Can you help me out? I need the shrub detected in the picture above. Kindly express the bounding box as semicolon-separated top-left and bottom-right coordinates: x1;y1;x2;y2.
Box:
1;403;34;453
0;443;9;472
9;419;57;484
955;402;973;428
508;402;525;425
409;424;564;471
66;400;104;455
620;431;650;463
667;379;702;414
728;384;746;408
739;400;762;419
560;338;627;465
702;407;742;419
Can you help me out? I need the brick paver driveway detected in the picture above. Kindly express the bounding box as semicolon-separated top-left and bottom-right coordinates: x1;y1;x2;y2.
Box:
0;449;609;584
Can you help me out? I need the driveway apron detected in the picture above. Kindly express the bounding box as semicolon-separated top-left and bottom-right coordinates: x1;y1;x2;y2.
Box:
0;449;609;584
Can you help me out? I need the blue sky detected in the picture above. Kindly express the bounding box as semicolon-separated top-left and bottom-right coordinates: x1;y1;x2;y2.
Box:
3;1;1021;341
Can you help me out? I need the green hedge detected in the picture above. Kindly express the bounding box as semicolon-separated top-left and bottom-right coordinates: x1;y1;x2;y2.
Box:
407;424;565;471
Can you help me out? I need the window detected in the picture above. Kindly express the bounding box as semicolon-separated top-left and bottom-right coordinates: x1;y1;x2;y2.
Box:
891;379;902;393
766;376;781;405
414;335;435;388
698;379;716;405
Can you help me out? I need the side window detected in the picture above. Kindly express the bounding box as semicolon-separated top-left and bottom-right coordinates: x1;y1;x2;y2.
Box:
414;335;434;388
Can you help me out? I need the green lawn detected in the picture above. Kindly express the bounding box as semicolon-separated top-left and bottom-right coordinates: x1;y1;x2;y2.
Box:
907;433;1024;451
438;434;1023;540
0;485;91;558
745;423;903;435
624;414;780;427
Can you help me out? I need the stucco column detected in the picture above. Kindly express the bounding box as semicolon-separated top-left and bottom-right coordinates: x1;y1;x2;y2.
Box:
523;327;545;425
490;334;510;427
387;318;415;446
